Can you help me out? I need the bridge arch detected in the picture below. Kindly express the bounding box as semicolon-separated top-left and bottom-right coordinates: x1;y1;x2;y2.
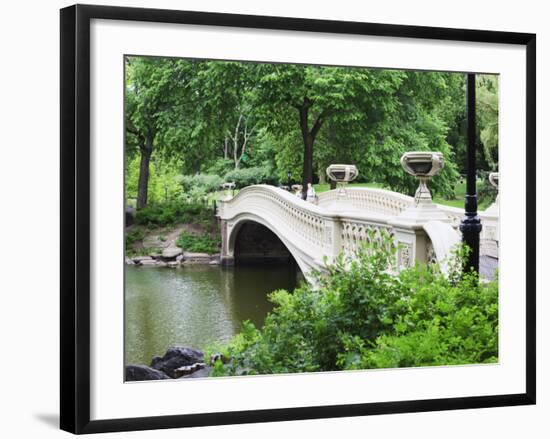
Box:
224;213;314;277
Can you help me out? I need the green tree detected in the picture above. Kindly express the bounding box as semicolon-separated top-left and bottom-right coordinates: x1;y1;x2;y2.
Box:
189;61;262;170
125;57;203;208
477;75;499;170
257;64;406;196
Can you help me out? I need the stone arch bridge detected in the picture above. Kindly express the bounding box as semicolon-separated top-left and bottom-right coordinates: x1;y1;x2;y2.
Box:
216;185;499;280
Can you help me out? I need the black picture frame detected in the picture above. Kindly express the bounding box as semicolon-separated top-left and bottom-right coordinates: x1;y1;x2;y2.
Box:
60;4;536;434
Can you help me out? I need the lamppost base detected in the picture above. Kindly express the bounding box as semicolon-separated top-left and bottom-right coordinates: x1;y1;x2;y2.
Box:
460;214;482;273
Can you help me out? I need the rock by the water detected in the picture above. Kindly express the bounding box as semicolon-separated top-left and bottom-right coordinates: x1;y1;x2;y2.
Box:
162;246;183;259
167;261;180;268
183;252;210;258
140;259;160;266
173;362;206;378
209;258;220;265
133;256;153;264
176;254;184;262
125;364;169;381
180;366;213;379
125;256;135;265
151;346;204;378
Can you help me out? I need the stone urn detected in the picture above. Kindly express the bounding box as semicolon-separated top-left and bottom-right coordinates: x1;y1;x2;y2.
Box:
220;182;235;200
326;164;359;199
400;151;444;204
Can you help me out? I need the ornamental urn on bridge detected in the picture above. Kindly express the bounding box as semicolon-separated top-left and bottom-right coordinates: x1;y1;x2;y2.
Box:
326;164;359;199
400;151;444;205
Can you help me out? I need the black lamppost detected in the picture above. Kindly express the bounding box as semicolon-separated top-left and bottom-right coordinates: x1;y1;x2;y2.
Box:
287;170;292;190
460;73;482;273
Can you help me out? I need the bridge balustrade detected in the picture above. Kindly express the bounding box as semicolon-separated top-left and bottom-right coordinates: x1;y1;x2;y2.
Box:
217;185;499;278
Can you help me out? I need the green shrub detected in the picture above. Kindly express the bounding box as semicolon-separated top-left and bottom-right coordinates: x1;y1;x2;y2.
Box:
176;231;221;254
125;227;145;250
210;235;498;376
178;174;223;201
206;158;235;176
224;166;278;189
134;202;213;227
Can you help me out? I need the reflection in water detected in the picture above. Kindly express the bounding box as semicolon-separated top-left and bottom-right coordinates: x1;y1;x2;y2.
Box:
125;264;298;366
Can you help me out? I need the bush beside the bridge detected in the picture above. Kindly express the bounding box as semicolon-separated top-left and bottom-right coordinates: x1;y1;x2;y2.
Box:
176;231;221;255
224;166;279;189
209;238;498;376
134;202;214;228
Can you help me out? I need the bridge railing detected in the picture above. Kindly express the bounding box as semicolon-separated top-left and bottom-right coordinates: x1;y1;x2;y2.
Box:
217;185;499;273
217;185;334;260
217;185;400;269
317;187;414;216
319;187;499;258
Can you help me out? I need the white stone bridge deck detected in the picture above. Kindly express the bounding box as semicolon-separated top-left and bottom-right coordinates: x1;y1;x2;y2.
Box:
217;185;499;279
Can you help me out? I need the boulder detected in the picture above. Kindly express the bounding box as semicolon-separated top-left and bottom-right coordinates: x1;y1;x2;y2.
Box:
151;346;204;378
179;366;213;379
125;257;135;265
133;256;153;264
125;364;170;381
162;246;183;259
140;259;160;266
176;254;184;262
167;261;180;268
183;252;210;259
173;362;206;378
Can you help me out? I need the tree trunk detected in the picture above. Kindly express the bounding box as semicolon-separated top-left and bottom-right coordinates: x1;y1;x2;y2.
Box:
223;137;229;160
299;106;312;199
318;167;326;184
137;141;152;209
302;136;314;199
299;102;324;200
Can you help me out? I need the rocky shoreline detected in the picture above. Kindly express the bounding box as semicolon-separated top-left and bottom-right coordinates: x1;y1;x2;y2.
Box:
126;245;220;268
126;346;224;381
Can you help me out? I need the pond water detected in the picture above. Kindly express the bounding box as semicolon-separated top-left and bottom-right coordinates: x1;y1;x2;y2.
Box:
125;264;299;366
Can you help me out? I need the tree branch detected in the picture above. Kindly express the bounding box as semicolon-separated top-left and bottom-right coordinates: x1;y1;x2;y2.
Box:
310;111;326;139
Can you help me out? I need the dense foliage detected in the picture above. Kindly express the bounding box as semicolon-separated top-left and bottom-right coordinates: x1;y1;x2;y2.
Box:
125;57;499;208
134;202;214;228
209;237;498;376
176;231;221;254
224;166;279;189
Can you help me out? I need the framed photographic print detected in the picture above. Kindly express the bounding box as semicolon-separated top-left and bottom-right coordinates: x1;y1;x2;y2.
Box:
60;4;536;434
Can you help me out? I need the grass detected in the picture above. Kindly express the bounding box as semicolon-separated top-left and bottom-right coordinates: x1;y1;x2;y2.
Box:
433;181;491;210
313;182;383;194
